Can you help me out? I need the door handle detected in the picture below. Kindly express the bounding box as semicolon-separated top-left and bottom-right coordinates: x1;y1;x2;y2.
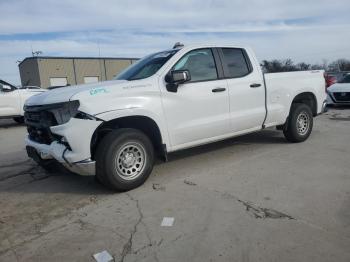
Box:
250;83;261;88
212;87;226;93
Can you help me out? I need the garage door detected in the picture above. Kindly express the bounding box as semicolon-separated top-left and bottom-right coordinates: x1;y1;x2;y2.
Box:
84;76;99;84
50;77;67;87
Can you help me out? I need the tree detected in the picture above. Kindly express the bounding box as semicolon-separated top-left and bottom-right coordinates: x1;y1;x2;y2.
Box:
296;62;311;71
261;58;350;73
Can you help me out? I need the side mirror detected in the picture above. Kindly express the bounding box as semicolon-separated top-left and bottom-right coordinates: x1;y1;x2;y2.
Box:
0;84;12;92
165;70;191;93
172;70;191;83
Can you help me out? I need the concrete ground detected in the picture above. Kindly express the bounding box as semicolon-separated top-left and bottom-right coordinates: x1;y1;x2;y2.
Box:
0;108;349;262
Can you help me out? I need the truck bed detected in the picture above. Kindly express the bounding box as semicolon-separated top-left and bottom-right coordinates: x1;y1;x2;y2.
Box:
264;70;326;126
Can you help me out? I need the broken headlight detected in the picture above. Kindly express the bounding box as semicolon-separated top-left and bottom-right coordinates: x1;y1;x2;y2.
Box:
74;111;99;120
49;100;80;125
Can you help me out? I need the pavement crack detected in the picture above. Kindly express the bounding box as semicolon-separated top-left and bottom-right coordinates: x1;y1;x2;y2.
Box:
11;248;19;262
184;179;197;186
120;193;144;262
0;160;32;169
171;233;185;243
0;166;38;182
153;252;160;262
152;183;166;191
0;223;67;257
157;238;163;247
237;199;294;219
218;191;294;220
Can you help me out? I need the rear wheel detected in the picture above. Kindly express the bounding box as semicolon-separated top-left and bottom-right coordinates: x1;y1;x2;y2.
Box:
95;128;154;191
283;103;313;143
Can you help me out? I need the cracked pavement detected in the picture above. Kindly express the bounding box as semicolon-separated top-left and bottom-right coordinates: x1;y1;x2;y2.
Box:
1;108;350;262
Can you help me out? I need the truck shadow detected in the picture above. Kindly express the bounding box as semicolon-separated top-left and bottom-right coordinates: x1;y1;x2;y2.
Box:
327;105;350;110
1;129;285;194
166;129;286;162
0;119;24;129
0;163;113;195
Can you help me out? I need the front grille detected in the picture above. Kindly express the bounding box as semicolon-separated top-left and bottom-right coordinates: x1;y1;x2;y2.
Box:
24;105;60;145
27;125;57;144
24;101;79;145
333;92;350;102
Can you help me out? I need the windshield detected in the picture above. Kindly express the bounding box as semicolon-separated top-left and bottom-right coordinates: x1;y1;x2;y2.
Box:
339;74;350;83
115;50;178;81
0;80;16;89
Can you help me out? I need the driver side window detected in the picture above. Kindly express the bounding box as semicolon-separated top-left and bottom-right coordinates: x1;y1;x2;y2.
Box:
174;49;218;82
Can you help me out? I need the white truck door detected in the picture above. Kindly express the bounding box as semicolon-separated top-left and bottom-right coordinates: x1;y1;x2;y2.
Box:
161;48;230;147
218;48;266;132
0;84;20;117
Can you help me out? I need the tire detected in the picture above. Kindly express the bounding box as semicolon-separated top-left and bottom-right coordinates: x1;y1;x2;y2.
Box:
283;103;313;143
13;116;24;124
95;128;154;191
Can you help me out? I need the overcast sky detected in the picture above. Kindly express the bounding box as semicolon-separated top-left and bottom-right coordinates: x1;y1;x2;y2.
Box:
1;0;349;84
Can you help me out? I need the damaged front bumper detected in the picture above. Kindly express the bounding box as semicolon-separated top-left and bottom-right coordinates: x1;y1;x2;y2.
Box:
26;138;96;176
25;116;102;176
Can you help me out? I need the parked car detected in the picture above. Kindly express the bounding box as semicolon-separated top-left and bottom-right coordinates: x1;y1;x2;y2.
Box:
24;44;327;191
0;80;45;123
327;74;350;105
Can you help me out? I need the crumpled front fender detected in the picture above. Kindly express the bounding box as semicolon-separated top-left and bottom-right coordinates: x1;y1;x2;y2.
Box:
50;118;103;162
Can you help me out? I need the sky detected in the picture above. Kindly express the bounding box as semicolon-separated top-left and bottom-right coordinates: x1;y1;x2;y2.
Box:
0;0;349;84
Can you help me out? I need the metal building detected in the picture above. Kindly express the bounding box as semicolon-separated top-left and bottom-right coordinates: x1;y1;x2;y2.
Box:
19;56;138;88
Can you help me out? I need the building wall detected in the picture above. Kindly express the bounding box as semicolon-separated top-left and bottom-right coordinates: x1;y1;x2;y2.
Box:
105;59;133;79
74;59;106;84
38;58;75;88
19;57;138;88
19;59;41;87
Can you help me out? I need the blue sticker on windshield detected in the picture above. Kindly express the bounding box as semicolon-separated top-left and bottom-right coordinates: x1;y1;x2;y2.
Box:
90;88;108;95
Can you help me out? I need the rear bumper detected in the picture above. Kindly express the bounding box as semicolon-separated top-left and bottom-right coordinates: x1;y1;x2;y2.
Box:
320;100;328;114
25;137;95;176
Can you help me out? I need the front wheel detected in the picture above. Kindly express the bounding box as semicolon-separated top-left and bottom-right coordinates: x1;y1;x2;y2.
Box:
283;103;313;143
95;128;154;191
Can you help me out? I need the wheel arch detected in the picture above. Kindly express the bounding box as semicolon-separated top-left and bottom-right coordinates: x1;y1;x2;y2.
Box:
90;115;167;161
290;92;318;116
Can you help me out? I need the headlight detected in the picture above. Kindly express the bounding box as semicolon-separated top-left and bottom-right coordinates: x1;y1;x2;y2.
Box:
24;100;96;127
74;111;99;120
48;100;80;125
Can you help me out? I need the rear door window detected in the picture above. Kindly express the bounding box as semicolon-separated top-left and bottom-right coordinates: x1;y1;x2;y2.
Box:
221;48;251;78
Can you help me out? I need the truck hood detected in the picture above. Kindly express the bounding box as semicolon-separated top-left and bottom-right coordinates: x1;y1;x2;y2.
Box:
24;89;46;94
25;80;127;106
328;83;350;92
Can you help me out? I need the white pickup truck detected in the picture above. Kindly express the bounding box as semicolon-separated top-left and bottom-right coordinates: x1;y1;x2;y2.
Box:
24;44;327;191
0;80;44;123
